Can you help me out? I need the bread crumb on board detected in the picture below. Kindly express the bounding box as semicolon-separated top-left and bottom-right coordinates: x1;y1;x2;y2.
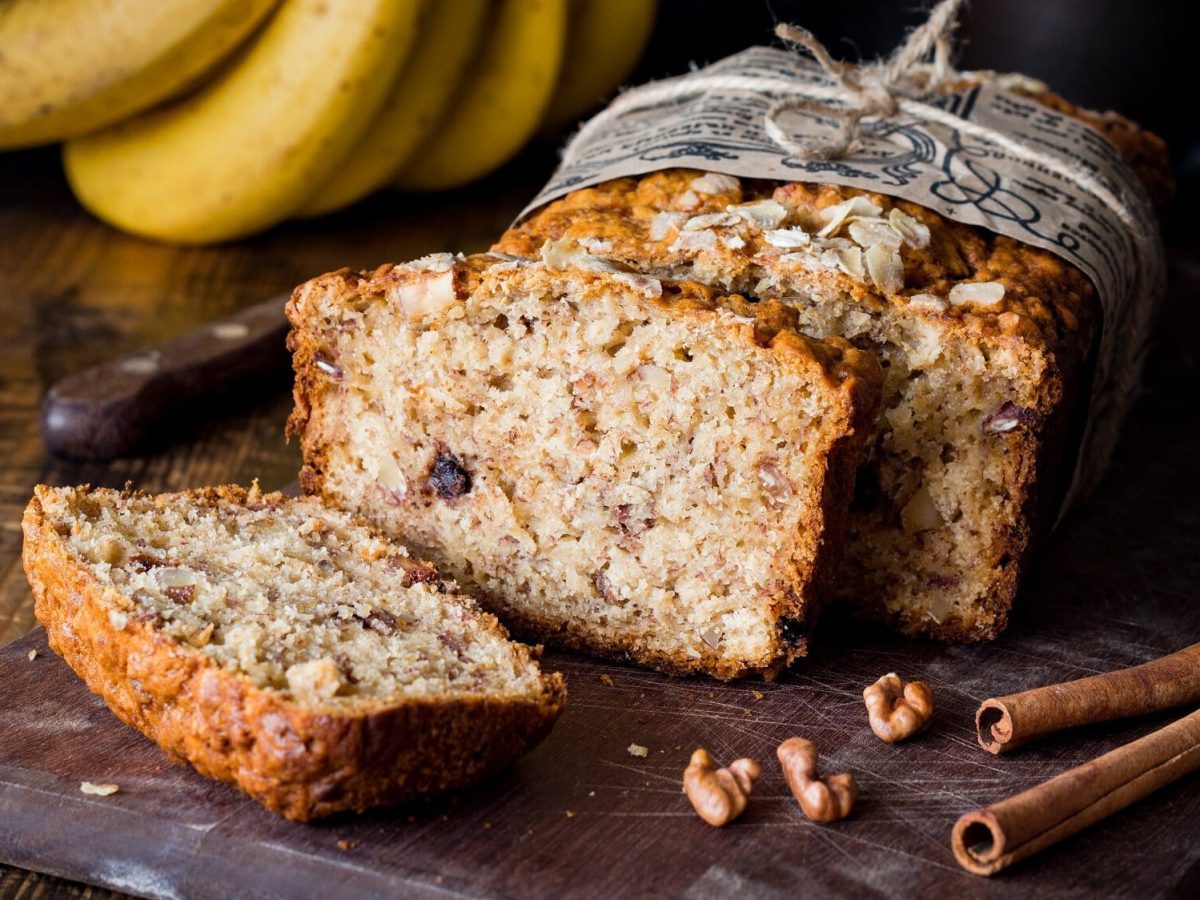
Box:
80;781;120;796
27;649;37;661
599;674;615;687
336;839;356;851
627;743;649;758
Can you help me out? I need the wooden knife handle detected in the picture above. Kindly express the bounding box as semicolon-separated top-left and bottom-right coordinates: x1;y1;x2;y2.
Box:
41;293;292;461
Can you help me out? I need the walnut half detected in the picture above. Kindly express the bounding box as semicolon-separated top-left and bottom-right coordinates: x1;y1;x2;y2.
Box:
683;748;761;827
777;737;857;823
863;673;934;742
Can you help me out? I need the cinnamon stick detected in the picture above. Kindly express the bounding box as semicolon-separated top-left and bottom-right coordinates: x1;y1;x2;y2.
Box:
952;707;1200;876
976;642;1200;754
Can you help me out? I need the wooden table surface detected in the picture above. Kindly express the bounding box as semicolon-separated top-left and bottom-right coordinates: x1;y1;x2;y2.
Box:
1;147;1198;898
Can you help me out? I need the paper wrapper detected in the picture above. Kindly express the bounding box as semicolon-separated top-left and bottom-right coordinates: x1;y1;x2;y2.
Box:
520;47;1166;513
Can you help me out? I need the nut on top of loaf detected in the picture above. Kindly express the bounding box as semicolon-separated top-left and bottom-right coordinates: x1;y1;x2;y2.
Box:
497;169;1097;352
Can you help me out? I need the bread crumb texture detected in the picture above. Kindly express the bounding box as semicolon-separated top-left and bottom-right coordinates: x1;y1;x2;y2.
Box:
496;168;1108;641
41;484;545;702
288;255;881;679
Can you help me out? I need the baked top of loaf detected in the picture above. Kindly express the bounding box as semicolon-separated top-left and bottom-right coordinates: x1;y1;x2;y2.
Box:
499;169;1097;353
22;483;565;821
499;81;1169;356
287;252;882;678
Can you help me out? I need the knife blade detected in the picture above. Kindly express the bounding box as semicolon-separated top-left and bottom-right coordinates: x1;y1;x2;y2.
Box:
41;292;293;461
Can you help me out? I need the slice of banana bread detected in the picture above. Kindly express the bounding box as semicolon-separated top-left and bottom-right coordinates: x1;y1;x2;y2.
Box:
287;253;882;679
22;483;565;822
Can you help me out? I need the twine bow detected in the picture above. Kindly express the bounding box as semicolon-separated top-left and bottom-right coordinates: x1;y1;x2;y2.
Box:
558;0;1143;233
765;0;964;159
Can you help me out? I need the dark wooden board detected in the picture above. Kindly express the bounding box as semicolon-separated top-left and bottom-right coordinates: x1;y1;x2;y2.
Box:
3;344;1200;900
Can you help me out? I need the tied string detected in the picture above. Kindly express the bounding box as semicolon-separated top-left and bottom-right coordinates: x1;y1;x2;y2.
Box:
561;0;965;167
558;0;1145;235
764;0;963;160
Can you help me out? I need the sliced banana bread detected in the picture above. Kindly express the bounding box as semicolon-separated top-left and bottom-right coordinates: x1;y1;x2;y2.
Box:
287;253;882;679
22;483;565;822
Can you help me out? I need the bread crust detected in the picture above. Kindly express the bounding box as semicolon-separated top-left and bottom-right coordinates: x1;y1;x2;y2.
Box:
22;484;566;822
286;256;882;679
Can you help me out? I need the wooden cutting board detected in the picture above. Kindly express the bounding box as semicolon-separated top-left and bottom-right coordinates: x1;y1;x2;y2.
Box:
4;279;1200;900
2;488;1199;900
4;134;1198;898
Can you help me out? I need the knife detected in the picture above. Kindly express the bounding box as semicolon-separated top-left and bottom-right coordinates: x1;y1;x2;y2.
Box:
42;293;293;461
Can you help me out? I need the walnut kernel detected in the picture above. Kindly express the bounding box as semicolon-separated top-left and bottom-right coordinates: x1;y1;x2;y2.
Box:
863;673;934;742
777;737;857;823
683;748;761;827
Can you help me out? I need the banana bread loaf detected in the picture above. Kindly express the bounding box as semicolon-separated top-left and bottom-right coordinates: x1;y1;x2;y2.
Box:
497;173;1089;640
495;78;1169;644
287;252;882;678
22;483;565;821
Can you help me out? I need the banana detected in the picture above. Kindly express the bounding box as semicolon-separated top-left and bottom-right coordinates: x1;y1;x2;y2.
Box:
394;0;567;192
542;0;657;132
0;0;279;150
298;0;489;217
63;0;423;245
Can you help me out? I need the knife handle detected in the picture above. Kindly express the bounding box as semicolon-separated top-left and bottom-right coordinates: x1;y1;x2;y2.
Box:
41;293;293;461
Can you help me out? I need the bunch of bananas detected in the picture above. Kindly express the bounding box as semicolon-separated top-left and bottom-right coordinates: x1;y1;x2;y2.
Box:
0;0;655;244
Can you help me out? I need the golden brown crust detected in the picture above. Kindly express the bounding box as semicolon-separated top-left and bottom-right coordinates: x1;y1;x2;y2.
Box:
286;256;882;679
22;484;566;822
497;170;1097;356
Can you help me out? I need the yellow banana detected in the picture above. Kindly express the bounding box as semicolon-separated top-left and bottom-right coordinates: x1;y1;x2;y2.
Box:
542;0;656;131
0;0;278;149
63;0;423;245
394;0;567;192
297;0;489;217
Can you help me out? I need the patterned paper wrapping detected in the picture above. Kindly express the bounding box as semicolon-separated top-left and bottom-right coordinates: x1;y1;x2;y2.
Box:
520;46;1166;513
